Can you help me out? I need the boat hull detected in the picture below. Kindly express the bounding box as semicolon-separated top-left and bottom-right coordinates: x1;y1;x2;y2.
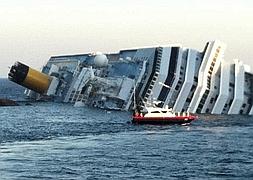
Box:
132;116;196;125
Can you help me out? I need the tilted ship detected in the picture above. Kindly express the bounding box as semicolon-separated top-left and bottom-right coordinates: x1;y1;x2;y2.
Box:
8;40;253;115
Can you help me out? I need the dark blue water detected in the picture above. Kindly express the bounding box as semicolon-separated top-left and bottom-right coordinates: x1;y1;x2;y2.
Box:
1;79;253;179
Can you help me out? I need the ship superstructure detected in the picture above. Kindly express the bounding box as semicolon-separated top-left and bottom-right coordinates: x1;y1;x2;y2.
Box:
8;40;253;115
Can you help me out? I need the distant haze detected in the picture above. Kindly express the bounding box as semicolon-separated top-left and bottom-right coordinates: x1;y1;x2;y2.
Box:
1;0;253;77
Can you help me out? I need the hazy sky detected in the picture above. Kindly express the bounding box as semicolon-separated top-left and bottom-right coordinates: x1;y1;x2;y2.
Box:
1;0;252;77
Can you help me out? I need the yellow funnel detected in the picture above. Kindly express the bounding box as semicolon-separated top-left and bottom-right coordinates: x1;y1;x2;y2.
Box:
8;61;52;94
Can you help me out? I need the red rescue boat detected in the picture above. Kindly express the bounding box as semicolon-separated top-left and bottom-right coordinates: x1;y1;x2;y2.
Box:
132;106;197;125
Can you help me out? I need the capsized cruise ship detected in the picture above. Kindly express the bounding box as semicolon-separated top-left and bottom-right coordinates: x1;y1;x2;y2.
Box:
8;40;253;115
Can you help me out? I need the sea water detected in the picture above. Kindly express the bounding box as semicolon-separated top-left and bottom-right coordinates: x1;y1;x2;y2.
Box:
0;79;253;179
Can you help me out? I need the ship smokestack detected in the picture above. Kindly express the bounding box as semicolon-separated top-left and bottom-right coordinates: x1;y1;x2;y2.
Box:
8;61;52;94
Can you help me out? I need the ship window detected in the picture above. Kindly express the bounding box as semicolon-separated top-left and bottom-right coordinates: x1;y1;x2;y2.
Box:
229;83;235;87
151;111;160;113
198;104;203;108
242;103;246;108
205;90;210;94
175;85;180;90
240;110;243;114
186;98;191;103
224;104;228;108
190;85;196;91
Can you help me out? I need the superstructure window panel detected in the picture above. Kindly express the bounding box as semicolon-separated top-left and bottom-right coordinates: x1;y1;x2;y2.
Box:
198;94;209;112
190;85;196;92
229;99;233;106
186;98;191;103
200;99;206;105
198;104;203;109
194;77;198;82
229;83;235;87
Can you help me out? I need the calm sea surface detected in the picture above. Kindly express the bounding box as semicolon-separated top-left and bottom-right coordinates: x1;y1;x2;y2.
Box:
1;79;253;179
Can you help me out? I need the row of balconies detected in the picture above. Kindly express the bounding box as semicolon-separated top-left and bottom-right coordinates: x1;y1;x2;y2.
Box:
143;48;163;102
